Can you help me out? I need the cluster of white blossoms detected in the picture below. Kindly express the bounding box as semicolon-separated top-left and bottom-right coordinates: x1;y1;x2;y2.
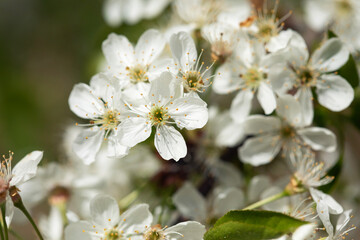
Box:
5;0;360;240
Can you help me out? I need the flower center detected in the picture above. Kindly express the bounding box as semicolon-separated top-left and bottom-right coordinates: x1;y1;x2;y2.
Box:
49;186;71;206
105;229;121;240
241;67;265;89
149;106;169;126
211;35;232;63
183;71;205;92
257;22;277;41
281;125;295;139
295;66;319;87
336;0;353;16
144;225;165;240
93;110;120;130
126;65;149;84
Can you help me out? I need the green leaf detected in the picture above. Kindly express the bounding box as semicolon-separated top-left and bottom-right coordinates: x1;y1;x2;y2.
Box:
328;30;359;88
204;210;308;240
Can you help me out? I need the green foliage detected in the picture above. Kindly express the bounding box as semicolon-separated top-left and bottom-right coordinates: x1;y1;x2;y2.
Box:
204;210;308;240
328;30;359;88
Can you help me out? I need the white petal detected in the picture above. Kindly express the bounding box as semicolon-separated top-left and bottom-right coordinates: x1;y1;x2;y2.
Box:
295;87;314;126
292;224;317;240
165;221;206;240
239;134;282;166
213;63;242;94
243;115;281;135
230;90;253;123
102;33;135;67
106;135;130;158
73;127;104;165
297;127;337;152
304;0;332;31
266;29;294;53
10;151;43;186
118;118;151;147
5;194;14;226
210;161;243;188
268;66;296;95
257;82;276;115
135;29;165;65
168;97;208;130
336;209;352;232
90;194;120;228
68;83;104;119
310;188;343;215
261;187;289;212
276;95;304;127
170;32;197;70
315;200;334;238
215;120;244;147
247;175;271;203
149;72;183;106
154;125;187;161
316;74;354;112
89;72;118;105
311;38;349;72
147;58;177;80
64;221;93;240
118;204;153;234
172;182;207;222
213;187;245;217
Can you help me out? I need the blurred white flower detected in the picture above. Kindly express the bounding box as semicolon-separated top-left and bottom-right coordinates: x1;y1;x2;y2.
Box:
323;209;356;240
0;151;43;225
118;72;208;161
68;73;129;164
103;0;170;27
172;182;244;223
269;33;353;125
213;38;277;121
239;95;337;166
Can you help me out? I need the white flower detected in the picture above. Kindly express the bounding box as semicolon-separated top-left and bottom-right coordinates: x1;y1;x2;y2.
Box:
170;31;216;94
303;0;360;32
172;182;244;223
201;22;240;63
65;194;153;240
269;34;353;125
173;0;250;29
118;72;209;161
68;73;129;164
239;95;337;166
65;194;206;240
0;151;43;225
213;38;277;121
289;147;334;190
309;188;344;239
102;29;175;92
103;0;170;27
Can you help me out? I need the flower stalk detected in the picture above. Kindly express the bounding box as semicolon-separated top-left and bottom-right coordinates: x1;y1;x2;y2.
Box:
243;190;290;210
1;205;8;240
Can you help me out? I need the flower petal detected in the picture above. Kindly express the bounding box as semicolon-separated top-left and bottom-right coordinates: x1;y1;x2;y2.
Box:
168;97;208;130
292;224;317;240
212;187;245;217
165;221;206;240
154;125;187;161
172;182;207;222
68;83;104;119
106;135;130;158
102;33;135;68
297;127;337;152
102;0;123;27
135;29;165;65
268;67;296;96
276;95;304;127
230;90;253;123
213;63;242;94
149;72;183;106
257;82;276;115
65;221;93;240
5;194;14;226
311;38;349;72
118;117;151;147
316;74;354;112
310;188;343;215
295;87;314;126
73;127;104;165
118;204;153;234
239;134;282;166
90;194;120;228
10;151;43;186
243;115;281;135
170;31;197;71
